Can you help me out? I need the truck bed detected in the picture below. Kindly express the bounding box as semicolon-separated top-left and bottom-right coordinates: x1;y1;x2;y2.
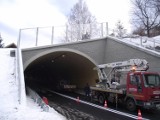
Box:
63;85;76;89
90;86;125;94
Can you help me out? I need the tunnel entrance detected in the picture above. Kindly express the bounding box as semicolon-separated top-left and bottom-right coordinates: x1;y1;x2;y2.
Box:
24;50;99;92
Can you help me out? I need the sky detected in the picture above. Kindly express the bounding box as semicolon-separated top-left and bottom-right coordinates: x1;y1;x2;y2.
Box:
0;0;132;46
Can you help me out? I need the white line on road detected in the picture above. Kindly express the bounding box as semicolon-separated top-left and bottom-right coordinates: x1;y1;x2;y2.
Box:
48;90;150;120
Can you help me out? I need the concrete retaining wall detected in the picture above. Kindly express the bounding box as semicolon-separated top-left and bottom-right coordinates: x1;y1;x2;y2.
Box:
104;36;160;72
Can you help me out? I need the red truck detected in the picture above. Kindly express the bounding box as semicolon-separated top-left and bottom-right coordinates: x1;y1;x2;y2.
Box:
91;59;160;111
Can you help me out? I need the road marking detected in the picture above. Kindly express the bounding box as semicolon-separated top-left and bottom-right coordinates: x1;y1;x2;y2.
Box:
48;90;150;120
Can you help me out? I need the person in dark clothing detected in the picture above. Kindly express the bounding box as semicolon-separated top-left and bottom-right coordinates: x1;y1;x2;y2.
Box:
111;77;116;84
84;83;91;97
111;74;116;84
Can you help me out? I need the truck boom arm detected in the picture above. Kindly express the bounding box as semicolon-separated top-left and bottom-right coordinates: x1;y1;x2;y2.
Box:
98;59;149;71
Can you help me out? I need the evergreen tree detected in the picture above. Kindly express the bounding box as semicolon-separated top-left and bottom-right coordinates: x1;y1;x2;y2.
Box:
115;21;126;38
0;33;4;48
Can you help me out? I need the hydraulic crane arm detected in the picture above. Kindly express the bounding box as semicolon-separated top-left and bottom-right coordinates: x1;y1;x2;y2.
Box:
98;59;149;72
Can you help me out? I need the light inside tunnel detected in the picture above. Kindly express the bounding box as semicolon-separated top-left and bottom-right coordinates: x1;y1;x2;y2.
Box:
24;51;99;91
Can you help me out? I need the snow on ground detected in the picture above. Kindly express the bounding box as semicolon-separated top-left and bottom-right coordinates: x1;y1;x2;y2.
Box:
122;35;160;50
120;35;160;55
0;49;66;120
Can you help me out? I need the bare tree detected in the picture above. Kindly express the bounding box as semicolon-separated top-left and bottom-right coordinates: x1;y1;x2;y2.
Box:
132;26;146;36
152;0;160;14
131;0;160;37
65;0;97;42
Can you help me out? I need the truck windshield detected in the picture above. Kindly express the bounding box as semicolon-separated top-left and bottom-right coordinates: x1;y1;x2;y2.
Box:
144;74;160;87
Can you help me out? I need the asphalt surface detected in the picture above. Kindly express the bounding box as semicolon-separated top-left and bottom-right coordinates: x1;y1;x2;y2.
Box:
35;88;160;120
53;91;160;120
38;90;142;120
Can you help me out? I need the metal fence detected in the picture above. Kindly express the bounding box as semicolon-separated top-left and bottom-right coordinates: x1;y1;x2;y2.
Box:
18;22;110;48
18;22;160;53
126;36;160;52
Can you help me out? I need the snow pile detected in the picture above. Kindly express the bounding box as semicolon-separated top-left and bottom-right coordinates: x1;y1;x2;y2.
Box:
0;49;66;120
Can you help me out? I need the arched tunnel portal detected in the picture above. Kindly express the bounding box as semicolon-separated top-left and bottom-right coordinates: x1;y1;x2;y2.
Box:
24;49;99;92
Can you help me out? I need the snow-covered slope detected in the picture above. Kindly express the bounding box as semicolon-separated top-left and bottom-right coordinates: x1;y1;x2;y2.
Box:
0;49;19;119
122;35;160;51
0;49;66;120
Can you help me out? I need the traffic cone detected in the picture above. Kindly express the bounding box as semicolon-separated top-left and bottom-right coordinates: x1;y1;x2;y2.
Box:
137;109;142;120
104;100;108;108
76;96;80;103
42;97;48;105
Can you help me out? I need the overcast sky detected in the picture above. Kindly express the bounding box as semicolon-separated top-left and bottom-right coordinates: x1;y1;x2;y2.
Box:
0;0;132;45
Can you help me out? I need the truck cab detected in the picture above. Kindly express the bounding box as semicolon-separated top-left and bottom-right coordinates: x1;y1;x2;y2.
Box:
126;71;160;110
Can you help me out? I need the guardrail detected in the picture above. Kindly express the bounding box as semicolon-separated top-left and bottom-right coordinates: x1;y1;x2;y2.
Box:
16;35;26;105
26;87;49;112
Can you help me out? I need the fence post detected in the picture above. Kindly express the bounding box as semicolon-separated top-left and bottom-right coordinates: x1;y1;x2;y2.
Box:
78;23;81;40
140;37;142;46
35;27;39;46
51;26;54;45
106;22;108;35
66;24;68;42
17;29;21;47
90;23;92;38
101;23;103;37
153;38;156;50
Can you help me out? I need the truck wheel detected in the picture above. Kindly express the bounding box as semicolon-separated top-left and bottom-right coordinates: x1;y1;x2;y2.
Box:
126;99;136;111
98;94;105;105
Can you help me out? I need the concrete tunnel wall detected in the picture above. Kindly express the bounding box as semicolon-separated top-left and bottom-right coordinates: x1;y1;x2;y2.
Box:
24;48;99;89
22;39;106;70
22;36;160;91
22;38;107;90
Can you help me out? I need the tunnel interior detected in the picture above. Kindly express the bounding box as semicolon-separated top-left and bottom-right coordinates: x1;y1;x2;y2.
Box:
24;50;99;92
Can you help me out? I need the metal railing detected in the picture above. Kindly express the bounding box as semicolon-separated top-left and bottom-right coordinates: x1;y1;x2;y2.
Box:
18;22;109;48
18;22;160;53
126;36;160;52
